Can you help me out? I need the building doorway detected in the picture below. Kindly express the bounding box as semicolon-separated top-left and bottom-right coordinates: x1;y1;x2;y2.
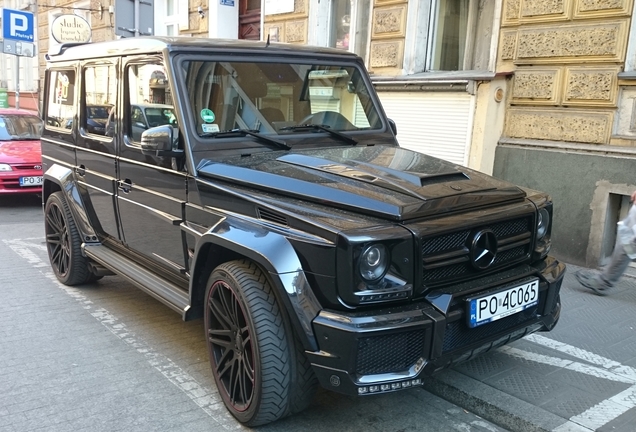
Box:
239;0;261;40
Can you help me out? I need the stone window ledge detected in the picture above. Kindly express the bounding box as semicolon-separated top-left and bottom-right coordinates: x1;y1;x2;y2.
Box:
371;71;508;93
499;137;636;156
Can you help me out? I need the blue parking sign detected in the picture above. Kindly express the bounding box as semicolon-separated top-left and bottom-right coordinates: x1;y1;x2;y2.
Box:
2;8;34;42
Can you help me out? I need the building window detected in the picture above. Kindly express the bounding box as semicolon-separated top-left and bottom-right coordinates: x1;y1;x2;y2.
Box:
429;0;476;71
332;2;351;50
155;0;180;36
331;0;371;60
401;0;495;74
308;0;371;61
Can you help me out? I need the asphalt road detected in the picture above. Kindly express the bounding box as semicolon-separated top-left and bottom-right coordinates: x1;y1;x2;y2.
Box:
0;194;503;432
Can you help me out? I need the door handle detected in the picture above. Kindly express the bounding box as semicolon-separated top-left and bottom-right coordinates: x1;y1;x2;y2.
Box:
76;165;86;177
118;179;132;194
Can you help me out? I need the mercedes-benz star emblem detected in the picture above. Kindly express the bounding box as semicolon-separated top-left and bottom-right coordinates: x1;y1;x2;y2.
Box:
470;229;498;270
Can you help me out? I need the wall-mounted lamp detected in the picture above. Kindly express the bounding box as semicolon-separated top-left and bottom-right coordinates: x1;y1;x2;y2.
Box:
198;6;205;18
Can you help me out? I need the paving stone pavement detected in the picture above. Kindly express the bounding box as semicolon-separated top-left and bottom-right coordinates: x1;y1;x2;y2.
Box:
0;196;504;432
425;264;636;432
3;195;636;432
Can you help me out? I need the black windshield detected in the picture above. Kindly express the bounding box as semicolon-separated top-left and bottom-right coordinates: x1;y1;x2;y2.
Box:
180;60;382;138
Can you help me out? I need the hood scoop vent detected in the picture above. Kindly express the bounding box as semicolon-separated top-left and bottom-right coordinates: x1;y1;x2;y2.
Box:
418;172;469;187
257;208;289;226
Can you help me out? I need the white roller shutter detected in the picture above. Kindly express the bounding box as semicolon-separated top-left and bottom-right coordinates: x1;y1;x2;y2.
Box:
377;92;475;166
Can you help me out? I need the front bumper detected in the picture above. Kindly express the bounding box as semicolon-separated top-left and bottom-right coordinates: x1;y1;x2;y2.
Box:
306;256;565;396
0;169;43;194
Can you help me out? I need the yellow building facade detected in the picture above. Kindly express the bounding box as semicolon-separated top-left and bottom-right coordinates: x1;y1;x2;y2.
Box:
492;0;636;267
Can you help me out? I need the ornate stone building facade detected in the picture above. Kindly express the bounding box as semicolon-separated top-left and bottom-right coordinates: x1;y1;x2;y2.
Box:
492;0;636;268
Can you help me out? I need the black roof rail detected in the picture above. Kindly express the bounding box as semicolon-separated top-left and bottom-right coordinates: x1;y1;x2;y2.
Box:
45;42;91;60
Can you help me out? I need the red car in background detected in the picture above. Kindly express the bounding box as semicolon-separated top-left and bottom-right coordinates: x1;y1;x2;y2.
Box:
0;109;44;195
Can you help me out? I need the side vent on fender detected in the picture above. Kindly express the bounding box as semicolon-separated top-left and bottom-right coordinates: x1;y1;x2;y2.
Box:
257;208;289;226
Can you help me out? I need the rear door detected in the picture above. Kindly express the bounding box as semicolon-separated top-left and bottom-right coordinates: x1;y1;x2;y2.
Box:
74;60;121;240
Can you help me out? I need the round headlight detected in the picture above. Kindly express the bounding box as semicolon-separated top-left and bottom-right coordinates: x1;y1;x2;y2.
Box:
537;208;550;240
359;244;389;282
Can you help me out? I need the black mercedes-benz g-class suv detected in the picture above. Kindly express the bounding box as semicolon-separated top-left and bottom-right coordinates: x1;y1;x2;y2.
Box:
41;37;564;426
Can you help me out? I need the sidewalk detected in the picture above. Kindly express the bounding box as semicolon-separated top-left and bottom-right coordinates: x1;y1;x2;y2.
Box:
423;263;636;432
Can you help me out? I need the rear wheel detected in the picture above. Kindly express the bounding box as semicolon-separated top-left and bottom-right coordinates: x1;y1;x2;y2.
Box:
44;192;94;285
204;260;316;426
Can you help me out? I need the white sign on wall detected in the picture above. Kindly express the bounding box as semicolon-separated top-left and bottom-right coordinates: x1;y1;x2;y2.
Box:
265;0;294;15
51;14;92;43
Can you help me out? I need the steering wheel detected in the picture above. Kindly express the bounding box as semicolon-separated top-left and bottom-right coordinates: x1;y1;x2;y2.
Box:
299;111;356;130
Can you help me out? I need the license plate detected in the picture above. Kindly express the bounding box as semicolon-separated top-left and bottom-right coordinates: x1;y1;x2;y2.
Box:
467;279;539;328
19;176;43;187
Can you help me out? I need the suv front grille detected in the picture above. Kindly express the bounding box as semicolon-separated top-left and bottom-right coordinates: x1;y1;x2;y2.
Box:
421;216;533;287
356;330;425;375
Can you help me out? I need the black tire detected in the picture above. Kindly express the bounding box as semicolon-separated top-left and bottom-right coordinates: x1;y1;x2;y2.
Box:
289;326;319;415
204;260;316;426
44;192;93;285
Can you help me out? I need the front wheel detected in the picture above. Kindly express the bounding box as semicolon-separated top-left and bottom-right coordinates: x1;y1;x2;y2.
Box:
204;260;315;426
44;192;94;285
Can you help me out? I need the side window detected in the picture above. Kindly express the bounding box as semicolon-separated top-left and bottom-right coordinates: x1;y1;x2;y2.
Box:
45;69;77;131
83;64;117;137
131;106;145;126
126;62;175;143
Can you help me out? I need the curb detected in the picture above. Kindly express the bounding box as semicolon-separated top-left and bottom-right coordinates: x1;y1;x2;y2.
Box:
422;369;571;432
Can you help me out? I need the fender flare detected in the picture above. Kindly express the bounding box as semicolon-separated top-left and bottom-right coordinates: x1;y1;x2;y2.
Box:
43;164;98;243
189;216;325;351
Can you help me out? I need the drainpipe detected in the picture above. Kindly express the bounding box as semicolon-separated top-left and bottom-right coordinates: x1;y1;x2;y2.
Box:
135;0;140;37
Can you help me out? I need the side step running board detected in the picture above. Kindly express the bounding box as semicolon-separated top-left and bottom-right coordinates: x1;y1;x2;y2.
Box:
83;244;191;318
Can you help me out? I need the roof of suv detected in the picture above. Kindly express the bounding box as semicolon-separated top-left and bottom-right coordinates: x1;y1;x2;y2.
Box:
46;36;361;62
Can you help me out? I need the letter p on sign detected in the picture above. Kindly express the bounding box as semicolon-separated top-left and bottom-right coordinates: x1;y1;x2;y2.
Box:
10;13;28;37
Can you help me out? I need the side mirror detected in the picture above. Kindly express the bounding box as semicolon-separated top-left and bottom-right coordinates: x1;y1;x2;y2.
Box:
141;125;182;157
388;118;397;136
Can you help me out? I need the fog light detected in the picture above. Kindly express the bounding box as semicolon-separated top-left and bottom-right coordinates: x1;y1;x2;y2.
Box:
391;382;402;390
412;379;422;386
369;385;379;393
380;384;391;391
358;387;368;394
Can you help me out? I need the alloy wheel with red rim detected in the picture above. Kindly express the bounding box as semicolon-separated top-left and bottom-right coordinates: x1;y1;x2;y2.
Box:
206;279;256;411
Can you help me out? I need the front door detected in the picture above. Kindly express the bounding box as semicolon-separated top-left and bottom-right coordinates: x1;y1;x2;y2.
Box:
239;0;260;40
116;58;188;276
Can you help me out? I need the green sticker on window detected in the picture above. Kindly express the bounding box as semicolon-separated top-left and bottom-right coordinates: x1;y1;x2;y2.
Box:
200;109;215;123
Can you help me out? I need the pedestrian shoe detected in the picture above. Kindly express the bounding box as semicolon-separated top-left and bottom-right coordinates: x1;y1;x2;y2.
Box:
575;270;612;296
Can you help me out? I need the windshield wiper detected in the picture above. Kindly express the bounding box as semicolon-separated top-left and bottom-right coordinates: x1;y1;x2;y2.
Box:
201;128;290;150
279;124;357;145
